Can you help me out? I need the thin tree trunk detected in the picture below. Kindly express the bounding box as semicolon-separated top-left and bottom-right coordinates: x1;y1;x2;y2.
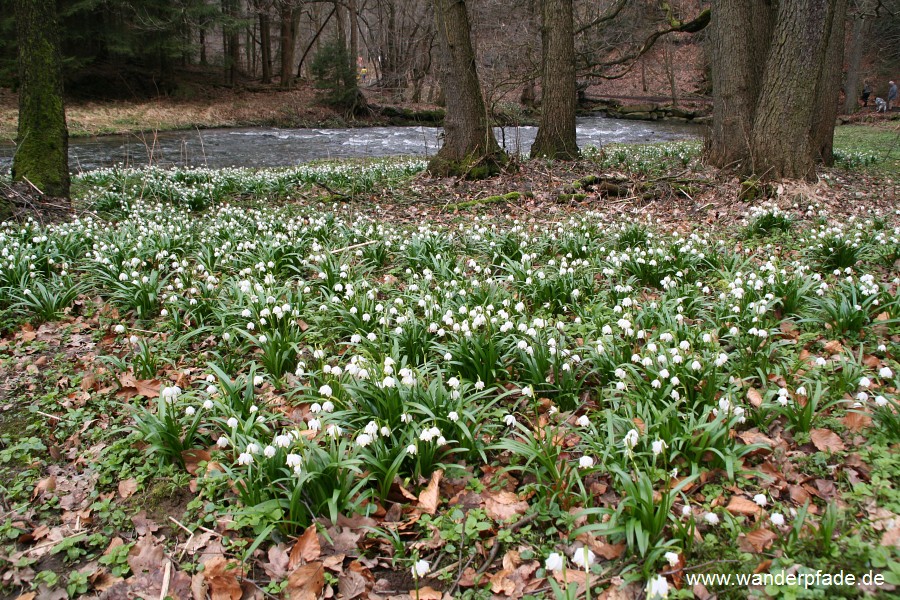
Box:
260;9;273;83
531;0;578;160
12;0;69;199
349;0;359;79
428;0;505;177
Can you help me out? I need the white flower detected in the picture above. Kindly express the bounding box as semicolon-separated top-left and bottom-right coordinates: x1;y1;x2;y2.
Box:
319;384;333;397
681;505;691;517
274;434;292;448
571;547;595;569
356;433;373;447
406;444;418;455
448;411;459;422
216;436;229;448
246;443;260;454
579;456;595;469
322;401;334;413
651;439;667;457
474;379;485;390
237;452;253;465
521;385;534;398
161;385;182;401
815;357;827;367
664;551;679;567
703;512;720;525
264;445;276;458
227;417;239;429
875;395;888;407
576;415;591;427
447;377;460;389
185;406;196;416
412;559;430;578
286;453;302;468
202;400;214;410
691;360;702;371
770;513;785;527
753;494;767;507
253;375;264;386
504;414;517;427
623;428;639;450
545;552;565;572
796;386;807;396
326;424;342;438
308;418;321;432
114;324;126;334
859;377;871;388
646;575;669;599
880;367;893;378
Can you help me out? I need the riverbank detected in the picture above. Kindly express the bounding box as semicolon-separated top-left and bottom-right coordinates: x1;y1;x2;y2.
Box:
0;83;718;141
0;85;447;140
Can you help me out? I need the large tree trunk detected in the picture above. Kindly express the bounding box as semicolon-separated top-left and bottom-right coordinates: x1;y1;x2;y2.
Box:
842;12;867;115
810;0;848;165
428;0;506;177
706;0;774;170
280;3;297;87
707;0;846;181
530;0;578;160
12;0;69;199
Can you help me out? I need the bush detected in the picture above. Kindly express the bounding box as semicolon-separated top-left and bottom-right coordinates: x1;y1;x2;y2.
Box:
310;38;365;115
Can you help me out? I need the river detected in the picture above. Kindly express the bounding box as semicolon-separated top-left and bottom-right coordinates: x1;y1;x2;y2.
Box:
0;115;699;173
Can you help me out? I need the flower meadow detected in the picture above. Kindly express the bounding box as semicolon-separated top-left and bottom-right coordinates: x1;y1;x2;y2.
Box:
1;156;899;599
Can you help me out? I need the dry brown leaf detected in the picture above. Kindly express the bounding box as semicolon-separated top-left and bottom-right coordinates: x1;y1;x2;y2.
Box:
484;490;529;522
842;410;871;432
289;525;321;568
747;388;764;408
810;428;846;453
117;478;138;499
417;469;443;515
409;587;443;600
287;561;324;600
127;536;166;576
880;527;900;548
337;568;368;600
489;569;517;596
202;556;243;600
823;340;843;355
789;484;811;506
263;544;290;581
726;496;762;517
182;448;212;475
32;475;57;500
739;528;777;553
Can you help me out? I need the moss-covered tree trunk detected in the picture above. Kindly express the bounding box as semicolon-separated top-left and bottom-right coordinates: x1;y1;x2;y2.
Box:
12;0;69;199
530;0;578;160
428;0;506;178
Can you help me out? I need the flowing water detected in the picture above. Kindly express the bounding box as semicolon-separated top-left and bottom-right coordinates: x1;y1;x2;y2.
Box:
0;115;699;173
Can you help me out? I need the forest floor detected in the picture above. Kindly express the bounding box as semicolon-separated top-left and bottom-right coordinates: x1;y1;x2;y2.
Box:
0;129;899;600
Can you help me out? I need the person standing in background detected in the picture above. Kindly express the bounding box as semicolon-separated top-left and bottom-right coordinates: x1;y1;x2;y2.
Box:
888;81;898;111
861;81;872;107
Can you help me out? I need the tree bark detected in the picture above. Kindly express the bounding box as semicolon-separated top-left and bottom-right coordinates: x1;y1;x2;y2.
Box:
280;2;297;87
428;0;506;177
707;0;846;181
531;0;579;160
12;0;69;199
259;5;273;83
810;0;848;165
349;0;360;79
842;12;867;114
